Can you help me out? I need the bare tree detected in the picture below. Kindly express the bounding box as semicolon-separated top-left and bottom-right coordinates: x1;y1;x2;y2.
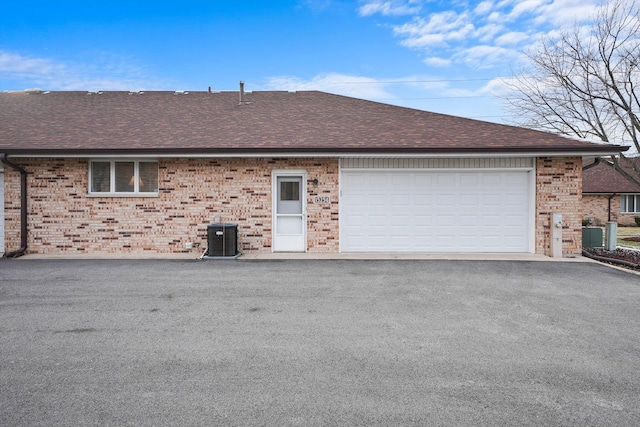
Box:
505;0;640;186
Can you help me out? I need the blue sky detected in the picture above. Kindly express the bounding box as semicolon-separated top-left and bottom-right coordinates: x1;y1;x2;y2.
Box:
0;0;601;123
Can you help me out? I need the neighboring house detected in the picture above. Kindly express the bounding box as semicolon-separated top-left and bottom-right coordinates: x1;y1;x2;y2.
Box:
0;89;628;257
583;157;640;226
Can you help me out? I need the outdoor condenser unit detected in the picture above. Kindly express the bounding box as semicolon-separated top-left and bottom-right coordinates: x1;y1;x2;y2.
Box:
207;223;238;257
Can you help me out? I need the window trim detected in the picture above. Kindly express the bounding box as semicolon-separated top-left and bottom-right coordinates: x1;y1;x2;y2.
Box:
88;159;159;197
620;194;640;214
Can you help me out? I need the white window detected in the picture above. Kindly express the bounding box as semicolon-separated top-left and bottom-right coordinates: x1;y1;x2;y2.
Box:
621;194;640;213
89;160;158;196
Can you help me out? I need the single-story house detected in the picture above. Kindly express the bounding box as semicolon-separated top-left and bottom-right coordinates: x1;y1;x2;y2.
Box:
0;89;628;257
583;157;640;226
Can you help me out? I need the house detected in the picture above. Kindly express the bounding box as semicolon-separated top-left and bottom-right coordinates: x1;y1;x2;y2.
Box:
583;157;640;226
0;89;628;257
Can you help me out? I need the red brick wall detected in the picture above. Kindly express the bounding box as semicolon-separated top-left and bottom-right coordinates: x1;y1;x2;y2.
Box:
2;158;339;254
535;157;582;255
583;194;638;226
3;156;585;256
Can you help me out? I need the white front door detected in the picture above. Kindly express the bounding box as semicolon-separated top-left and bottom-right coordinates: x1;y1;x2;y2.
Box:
272;172;306;252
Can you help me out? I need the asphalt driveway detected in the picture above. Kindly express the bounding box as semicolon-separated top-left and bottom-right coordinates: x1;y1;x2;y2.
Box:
1;259;639;426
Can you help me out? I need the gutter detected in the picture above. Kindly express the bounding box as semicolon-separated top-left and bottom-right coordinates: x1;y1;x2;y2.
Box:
0;154;27;258
1;146;630;159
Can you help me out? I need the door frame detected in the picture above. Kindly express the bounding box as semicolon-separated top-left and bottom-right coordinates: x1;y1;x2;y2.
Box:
272;169;307;252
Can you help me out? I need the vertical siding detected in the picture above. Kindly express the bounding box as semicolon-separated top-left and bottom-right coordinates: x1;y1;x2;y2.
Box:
340;157;534;169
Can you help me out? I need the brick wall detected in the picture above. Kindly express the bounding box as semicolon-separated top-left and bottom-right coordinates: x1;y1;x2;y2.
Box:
535;157;582;255
3;156;586;256
2;158;339;254
583;194;638;226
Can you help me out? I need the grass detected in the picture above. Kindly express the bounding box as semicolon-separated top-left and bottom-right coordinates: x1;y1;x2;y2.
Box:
609;225;640;249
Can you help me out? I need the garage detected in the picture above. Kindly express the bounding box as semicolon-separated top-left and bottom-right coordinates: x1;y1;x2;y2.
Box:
340;159;534;253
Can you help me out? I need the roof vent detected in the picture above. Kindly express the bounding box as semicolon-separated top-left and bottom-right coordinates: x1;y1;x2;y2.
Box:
128;91;144;95
87;91;103;95
238;81;251;105
174;90;189;95
24;88;47;95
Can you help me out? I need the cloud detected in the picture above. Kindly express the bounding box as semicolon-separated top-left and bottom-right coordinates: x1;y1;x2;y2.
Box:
394;11;475;49
359;0;604;71
423;57;452;67
533;0;600;26
0;50;171;91
474;1;494;16
0;51;67;78
454;45;519;68
358;0;423;17
263;73;395;99
495;31;530;46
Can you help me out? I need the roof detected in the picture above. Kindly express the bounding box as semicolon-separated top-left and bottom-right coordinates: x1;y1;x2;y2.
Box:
583;158;640;193
0;90;629;156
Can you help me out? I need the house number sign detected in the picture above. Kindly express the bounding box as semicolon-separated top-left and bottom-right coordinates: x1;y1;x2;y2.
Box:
314;196;331;204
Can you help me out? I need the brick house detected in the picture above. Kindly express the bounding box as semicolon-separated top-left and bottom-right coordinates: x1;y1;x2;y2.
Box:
583;158;640;226
0;90;628;257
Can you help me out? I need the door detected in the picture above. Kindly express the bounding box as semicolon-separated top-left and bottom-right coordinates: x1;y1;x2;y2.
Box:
340;170;532;253
273;172;306;252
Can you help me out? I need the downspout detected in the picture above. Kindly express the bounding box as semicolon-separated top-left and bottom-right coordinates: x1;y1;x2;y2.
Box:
0;154;27;258
607;193;616;222
582;157;602;170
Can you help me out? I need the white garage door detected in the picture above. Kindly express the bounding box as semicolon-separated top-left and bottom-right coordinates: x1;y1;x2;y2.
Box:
0;170;4;254
341;170;532;252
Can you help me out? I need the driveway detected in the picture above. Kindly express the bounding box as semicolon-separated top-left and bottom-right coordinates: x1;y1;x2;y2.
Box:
1;259;639;426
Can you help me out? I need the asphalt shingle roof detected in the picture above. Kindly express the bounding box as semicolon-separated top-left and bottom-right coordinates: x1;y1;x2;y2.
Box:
583;158;640;193
0;90;628;155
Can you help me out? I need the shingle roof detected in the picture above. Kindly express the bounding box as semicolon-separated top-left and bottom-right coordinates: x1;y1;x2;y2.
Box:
583;158;640;193
0;90;629;155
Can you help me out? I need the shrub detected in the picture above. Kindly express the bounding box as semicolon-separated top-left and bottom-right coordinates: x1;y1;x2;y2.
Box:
635;216;640;227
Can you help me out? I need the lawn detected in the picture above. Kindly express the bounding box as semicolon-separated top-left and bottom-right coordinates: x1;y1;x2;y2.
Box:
611;225;640;249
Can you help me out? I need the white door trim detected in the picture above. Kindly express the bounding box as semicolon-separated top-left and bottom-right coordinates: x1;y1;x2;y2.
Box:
272;169;307;252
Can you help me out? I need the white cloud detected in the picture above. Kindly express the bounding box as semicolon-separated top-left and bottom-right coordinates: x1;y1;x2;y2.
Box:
0;51;66;77
495;31;530;46
508;0;546;20
263;73;395;99
423;56;452;67
454;45;518;68
394;11;474;49
0;50;171;91
360;0;606;72
474;1;494;16
534;0;600;26
358;0;423;17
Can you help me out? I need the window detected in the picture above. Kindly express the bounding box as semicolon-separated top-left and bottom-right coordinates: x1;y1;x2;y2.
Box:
621;194;640;213
89;160;158;195
280;181;300;201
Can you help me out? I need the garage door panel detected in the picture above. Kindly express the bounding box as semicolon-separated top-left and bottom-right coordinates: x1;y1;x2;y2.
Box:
341;170;531;252
437;174;456;186
391;194;410;206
